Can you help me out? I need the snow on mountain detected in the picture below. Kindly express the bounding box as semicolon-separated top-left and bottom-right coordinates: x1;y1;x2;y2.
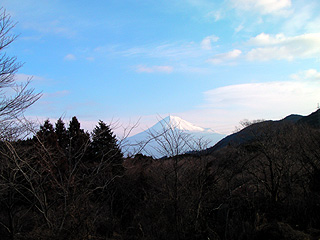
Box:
122;116;225;158
152;116;205;132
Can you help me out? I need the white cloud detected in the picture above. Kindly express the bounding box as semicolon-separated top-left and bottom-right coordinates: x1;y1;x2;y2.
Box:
203;81;319;115
64;54;76;61
247;32;285;45
230;0;292;15
96;38;221;64
43;90;70;98
187;80;320;133
280;2;320;35
281;4;313;34
246;33;320;61
201;35;219;50
22;20;76;39
121;42;199;59
136;65;174;73
235;24;244;33
206;10;223;21
305;17;320;33
290;69;320;81
14;73;45;82
101;78;320;135
207;49;242;64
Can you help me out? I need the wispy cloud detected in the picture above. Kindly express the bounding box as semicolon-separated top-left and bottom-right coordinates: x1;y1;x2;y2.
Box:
14;73;45;82
201;35;219;50
246;33;320;61
64;54;76;61
305;17;320;33
291;69;320;81
203;81;318;109
230;0;292;15
207;49;242;64
136;65;174;73
235;24;244;33
247;32;286;45
281;3;313;34
95;39;218;63
205;10;224;21
189;80;320;133
21;20;76;39
43;90;70;98
122;42;204;59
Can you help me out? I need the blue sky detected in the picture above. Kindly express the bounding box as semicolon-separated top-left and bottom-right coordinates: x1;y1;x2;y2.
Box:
2;0;320;135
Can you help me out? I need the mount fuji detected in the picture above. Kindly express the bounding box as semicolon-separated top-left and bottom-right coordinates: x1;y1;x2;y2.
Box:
122;116;225;158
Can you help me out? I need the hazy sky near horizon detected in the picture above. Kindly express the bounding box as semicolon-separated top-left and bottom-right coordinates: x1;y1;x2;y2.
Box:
2;0;320;135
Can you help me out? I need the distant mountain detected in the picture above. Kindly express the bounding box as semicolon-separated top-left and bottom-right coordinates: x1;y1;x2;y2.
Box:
122;116;225;158
297;109;320;128
206;109;320;154
280;114;303;123
205;120;272;153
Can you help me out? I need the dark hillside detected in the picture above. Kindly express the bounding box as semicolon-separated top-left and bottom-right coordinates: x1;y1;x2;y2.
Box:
298;109;320;128
280;114;303;123
206;109;319;155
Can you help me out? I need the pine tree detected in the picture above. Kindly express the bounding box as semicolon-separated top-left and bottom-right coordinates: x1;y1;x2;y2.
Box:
67;116;90;160
90;120;123;175
55;118;68;149
36;119;57;147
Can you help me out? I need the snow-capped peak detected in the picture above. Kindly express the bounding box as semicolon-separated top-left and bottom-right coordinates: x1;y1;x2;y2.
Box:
151;116;206;132
123;115;225;158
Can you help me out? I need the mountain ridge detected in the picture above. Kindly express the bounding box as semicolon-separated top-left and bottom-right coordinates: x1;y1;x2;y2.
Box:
205;109;320;154
123;116;225;158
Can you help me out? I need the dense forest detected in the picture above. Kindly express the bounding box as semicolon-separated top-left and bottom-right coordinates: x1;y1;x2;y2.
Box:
1;110;320;240
1;7;320;240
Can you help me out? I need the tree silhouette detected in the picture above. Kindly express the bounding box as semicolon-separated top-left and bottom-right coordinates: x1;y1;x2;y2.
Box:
55;118;68;150
89;120;123;175
0;8;41;138
67;116;89;161
36;119;57;147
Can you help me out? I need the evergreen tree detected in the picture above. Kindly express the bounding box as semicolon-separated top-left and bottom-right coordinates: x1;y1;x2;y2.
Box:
90;120;123;175
36;119;57;147
67;116;90;160
55;118;68;149
68;116;81;138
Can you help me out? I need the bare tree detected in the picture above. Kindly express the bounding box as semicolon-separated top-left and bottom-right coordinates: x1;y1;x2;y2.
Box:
0;11;41;236
0;8;41;139
136;117;217;239
234;119;265;133
147;120;191;158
